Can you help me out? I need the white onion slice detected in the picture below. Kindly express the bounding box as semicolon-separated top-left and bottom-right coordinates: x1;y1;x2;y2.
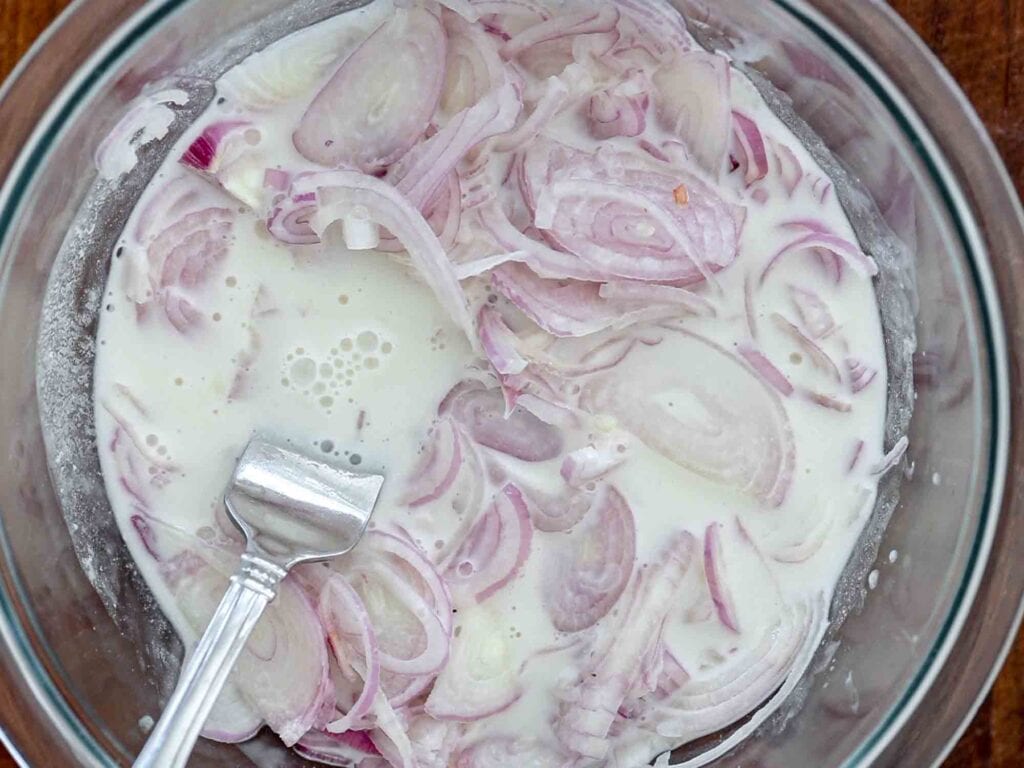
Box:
442;10;506;115
390;81;523;211
770;313;841;381
702;522;740;633
871;436;909;477
218;29;346;112
340;534;453;678
491;75;570;153
598;281;716;318
128;177;234;333
789;284;836;339
502;5;620;59
760;220;878;283
769;137;805;197
475;203;608;281
846;356;879;394
560;431;632;487
587;78;648;140
612;0;691;57
737;343;794;397
320;575;381;734
201;681;262;743
654;600;823;743
523;486;593;533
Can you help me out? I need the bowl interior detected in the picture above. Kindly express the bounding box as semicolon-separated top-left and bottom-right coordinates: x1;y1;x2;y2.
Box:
0;0;1011;766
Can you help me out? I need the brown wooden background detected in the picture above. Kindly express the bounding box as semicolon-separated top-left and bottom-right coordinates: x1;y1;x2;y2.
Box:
1;0;1022;765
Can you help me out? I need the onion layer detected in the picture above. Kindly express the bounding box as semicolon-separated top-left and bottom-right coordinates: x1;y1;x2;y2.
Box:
441;381;564;461
521;140;742;284
554;531;696;760
445;484;534;604
579;329;795;506
543;485;636;632
293;7;446;171
424;604;523;721
174;560;332;747
652;52;731;176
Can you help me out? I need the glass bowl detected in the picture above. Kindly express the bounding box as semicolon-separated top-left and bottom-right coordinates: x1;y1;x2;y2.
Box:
0;1;1021;766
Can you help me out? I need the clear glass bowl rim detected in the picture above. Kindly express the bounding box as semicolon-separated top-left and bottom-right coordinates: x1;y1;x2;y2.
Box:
0;0;1018;766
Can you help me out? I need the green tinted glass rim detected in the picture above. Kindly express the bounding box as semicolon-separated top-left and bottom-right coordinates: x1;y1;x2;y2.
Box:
0;1;193;764
770;1;1009;767
0;0;1009;766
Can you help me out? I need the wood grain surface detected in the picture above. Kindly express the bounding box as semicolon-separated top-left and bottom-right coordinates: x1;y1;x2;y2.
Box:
0;0;1022;766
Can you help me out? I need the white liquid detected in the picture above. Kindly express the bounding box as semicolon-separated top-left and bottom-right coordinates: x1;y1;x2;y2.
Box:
93;2;890;765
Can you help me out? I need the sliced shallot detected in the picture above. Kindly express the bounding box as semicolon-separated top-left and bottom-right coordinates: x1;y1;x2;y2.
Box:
288;171;476;342
320;575;381;734
521;140;742;284
294;729;382;767
174;560;332;746
445;484;533;604
402;419;464;507
652;51;731;176
293;7;446;170
579;329;795;506
703;522;740;633
441;381;564;461
543;485;636;632
424;604;524;721
731;110;769;186
554;531;696;760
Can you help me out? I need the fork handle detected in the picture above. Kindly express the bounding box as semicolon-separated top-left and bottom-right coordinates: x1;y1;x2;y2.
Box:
134;553;287;768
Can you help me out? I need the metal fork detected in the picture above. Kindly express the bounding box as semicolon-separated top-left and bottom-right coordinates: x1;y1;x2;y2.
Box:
134;435;384;768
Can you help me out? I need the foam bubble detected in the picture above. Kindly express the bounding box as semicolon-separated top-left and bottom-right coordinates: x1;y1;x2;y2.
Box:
289;357;317;386
357;330;379;352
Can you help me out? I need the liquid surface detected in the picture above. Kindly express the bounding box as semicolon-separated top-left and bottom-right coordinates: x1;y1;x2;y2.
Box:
93;1;892;765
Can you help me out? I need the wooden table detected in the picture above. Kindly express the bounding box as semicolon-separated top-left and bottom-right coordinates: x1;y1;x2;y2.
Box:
1;0;1022;766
